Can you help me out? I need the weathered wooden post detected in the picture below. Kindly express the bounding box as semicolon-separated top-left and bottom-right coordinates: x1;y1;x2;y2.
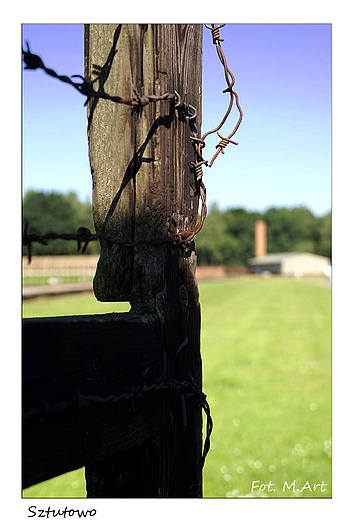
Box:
84;24;203;497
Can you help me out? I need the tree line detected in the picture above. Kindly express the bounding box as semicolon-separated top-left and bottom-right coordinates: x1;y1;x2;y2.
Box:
23;190;331;265
195;203;331;266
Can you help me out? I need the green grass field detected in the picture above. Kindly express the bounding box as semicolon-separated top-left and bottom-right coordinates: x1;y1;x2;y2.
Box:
23;275;93;286
22;275;331;498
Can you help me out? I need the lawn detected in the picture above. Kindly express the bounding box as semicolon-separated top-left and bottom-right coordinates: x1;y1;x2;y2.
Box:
23;275;93;286
22;275;331;498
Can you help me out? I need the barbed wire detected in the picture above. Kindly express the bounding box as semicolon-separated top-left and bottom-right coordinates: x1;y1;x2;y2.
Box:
22;24;240;260
22;210;208;263
22;35;211;261
23;377;191;421
22;24;240;261
202;24;243;167
22;23;241;169
23;371;213;497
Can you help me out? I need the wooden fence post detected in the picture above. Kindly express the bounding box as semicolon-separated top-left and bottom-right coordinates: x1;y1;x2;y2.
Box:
84;24;203;497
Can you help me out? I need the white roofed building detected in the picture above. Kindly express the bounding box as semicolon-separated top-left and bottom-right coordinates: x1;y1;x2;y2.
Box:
248;252;331;277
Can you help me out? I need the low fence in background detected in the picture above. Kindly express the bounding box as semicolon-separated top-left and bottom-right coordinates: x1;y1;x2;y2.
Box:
23;256;248;286
22;254;99;282
22;257;252;300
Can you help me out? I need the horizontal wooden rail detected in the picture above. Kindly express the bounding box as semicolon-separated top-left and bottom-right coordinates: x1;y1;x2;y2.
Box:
22;313;163;489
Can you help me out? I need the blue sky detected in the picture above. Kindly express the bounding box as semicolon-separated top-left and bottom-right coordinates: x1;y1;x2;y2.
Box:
22;23;331;216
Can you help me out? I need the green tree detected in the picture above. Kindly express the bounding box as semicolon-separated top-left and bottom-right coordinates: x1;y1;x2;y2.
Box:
264;207;303;253
224;208;262;265
195;203;237;265
196;205;262;266
290;206;318;253
315;211;331;259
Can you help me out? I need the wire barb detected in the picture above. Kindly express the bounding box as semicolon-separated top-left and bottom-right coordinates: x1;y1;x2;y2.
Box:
205;23;226;44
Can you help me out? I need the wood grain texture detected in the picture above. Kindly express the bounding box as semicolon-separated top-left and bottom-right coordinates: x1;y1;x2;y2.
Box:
85;24;202;312
85;23;203;498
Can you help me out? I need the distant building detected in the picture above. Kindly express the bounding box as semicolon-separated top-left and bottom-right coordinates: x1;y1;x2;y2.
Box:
248;252;331;277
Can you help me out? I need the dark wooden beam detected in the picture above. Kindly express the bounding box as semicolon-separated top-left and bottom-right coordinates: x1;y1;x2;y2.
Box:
22;313;163;489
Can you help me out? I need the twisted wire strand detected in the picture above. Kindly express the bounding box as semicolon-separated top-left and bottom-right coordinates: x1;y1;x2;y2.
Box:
22;41;180;109
22;224;202;263
203;24;243;167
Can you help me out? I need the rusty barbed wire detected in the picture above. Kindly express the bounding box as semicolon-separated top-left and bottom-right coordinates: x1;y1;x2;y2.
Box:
22;209;208;263
203;24;243;167
22;23;241;260
22;39;207;260
23;40;183;112
22;24;242;166
22;176;207;262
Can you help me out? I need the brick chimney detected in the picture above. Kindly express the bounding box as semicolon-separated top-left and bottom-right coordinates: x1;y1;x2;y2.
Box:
255;220;267;257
